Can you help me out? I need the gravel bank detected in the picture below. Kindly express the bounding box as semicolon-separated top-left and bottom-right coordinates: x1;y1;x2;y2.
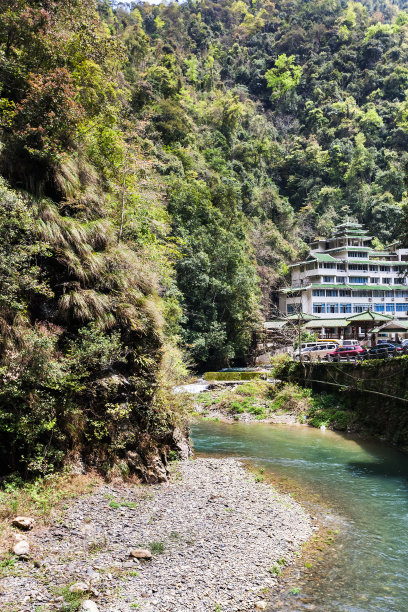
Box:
1;458;312;612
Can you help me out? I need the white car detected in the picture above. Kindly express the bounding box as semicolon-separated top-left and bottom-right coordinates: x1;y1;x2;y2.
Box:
301;343;339;362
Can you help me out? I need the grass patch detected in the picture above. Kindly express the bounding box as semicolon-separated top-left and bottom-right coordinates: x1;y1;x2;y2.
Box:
196;380;277;419
56;586;86;612
149;540;165;554
0;471;100;559
107;496;137;510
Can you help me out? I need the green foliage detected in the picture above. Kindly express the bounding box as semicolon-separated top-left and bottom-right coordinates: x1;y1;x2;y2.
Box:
265;54;303;99
307;394;354;430
271;384;312;415
203;372;265;381
3;0;408;478
149;540;165;554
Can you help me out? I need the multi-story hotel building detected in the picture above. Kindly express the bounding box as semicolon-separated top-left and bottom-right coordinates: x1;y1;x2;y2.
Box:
279;222;408;321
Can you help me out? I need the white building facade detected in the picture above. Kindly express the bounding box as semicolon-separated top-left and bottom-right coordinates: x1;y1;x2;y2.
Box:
279;222;408;320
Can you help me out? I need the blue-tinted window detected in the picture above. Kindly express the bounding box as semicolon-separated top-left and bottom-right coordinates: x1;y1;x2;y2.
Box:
386;304;395;312
313;303;325;314
340;304;351;313
326;303;339;313
374;304;385;312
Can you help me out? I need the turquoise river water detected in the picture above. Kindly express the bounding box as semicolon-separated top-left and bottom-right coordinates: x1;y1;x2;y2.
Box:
192;421;408;611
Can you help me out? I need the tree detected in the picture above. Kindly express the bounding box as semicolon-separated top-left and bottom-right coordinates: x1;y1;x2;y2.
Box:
265;54;303;100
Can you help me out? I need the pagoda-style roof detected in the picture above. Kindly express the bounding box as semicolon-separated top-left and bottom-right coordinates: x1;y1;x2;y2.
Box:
346;310;393;322
307;253;338;263
286;312;320;321
304;318;350;328
375;319;408;332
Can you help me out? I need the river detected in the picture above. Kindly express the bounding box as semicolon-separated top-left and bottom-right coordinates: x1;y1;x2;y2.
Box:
192;421;408;611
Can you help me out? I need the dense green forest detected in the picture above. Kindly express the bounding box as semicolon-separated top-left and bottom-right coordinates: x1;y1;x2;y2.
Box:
2;0;408;478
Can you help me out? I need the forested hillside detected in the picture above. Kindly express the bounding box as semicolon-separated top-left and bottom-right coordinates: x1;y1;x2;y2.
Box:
2;0;408;479
105;0;408;358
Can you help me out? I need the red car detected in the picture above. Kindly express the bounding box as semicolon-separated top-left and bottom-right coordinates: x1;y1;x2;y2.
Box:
327;345;366;362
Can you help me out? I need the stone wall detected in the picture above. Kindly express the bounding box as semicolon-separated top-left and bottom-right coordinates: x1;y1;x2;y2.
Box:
277;357;408;449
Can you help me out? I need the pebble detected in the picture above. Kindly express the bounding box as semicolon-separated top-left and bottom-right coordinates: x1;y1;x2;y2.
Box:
1;459;312;612
12;516;35;530
69;581;89;593
79;601;99;612
13;539;30;556
129;548;152;559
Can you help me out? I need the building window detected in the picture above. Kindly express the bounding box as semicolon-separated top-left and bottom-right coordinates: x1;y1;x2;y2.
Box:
385;291;394;297
340;304;352;313
323;263;335;268
353;304;369;313
380;266;389;272
374;304;385;312
396;290;408;297
386;304;395;312
382;278;391;284
313;289;325;296
394;278;401;284
370;278;377;284
348;251;361;257
326;303;339;313
326;290;338;297
349;264;368;271
287;304;300;314
337;264;346;271
369;265;378;271
349;277;367;284
336;276;347;283
323;276;335;283
396;303;407;312
353;290;371;298
339;290;351;297
313;303;325;314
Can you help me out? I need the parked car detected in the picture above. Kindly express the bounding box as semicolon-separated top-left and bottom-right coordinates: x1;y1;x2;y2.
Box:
328;345;367;362
340;339;360;347
294;346;315;360
301;343;338;362
367;343;407;359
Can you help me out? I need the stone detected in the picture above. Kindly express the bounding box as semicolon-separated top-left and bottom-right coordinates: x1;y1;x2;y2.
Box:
13;539;30;556
79;601;99;612
255;602;267;610
69;582;90;593
14;533;28;542
129;548;152;559
12;516;34;530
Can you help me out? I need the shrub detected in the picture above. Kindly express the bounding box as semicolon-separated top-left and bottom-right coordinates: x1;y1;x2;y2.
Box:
271;384;311;414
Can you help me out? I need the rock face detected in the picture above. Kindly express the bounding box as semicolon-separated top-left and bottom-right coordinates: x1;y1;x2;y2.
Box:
12;516;34;530
13;540;30;556
129;548;152;559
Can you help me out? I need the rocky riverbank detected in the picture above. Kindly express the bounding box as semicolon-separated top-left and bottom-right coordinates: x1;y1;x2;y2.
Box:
1;458;312;612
